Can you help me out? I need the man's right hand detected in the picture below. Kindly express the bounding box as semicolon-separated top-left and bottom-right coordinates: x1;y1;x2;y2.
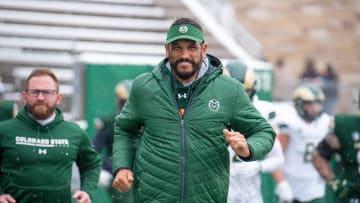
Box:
0;194;16;203
112;169;134;192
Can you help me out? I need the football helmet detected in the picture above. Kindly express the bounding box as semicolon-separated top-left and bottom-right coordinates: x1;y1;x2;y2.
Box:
114;79;133;111
224;60;257;100
292;83;325;121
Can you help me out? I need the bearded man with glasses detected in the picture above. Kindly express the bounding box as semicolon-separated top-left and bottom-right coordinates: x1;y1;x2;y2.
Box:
0;68;101;203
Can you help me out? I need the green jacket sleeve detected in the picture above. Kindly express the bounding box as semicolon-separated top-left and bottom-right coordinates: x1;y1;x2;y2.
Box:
76;132;102;199
231;85;275;160
112;80;142;173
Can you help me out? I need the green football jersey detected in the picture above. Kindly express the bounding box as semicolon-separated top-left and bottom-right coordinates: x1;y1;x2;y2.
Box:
334;114;360;197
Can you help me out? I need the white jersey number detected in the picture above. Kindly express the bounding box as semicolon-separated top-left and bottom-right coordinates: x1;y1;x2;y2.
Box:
304;143;315;163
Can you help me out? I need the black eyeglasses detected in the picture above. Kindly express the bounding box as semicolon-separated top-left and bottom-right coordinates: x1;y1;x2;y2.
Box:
26;89;57;97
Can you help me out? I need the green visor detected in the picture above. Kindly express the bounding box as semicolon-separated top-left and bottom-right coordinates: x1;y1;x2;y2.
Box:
166;24;204;44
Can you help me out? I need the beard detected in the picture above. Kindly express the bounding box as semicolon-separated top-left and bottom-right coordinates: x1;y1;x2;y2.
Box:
170;57;202;81
27;103;56;120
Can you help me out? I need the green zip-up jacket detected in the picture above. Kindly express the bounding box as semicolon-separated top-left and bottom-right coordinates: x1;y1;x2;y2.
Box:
112;55;275;203
0;107;101;203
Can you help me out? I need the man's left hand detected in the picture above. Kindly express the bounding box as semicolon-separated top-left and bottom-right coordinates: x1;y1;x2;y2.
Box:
73;191;91;203
223;129;250;158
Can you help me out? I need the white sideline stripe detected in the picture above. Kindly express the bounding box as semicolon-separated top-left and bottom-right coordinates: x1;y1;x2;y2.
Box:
0;1;165;17
76;0;155;5
0;50;162;65
0;24;166;43
79;52;161;65
0;37;164;55
0;10;172;30
0;50;74;66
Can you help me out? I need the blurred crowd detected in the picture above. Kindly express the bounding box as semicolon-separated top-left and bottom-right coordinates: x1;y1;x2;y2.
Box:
273;56;339;115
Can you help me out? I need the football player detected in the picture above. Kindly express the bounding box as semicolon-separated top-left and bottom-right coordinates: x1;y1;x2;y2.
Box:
276;83;332;203
225;60;288;203
312;90;360;202
93;79;134;203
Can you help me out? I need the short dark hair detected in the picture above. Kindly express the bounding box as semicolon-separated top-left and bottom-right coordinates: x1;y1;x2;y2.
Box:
26;68;59;91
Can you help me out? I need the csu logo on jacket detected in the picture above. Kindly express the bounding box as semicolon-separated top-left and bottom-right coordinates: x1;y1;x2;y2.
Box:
208;99;220;112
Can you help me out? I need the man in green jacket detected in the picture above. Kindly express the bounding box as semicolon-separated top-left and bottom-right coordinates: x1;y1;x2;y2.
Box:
112;17;275;203
0;68;102;203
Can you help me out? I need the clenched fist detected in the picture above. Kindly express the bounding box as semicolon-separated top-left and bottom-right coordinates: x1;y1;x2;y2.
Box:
112;169;134;192
223;129;250;158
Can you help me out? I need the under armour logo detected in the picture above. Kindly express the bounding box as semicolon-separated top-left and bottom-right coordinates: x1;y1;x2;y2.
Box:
38;149;47;155
178;93;187;99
